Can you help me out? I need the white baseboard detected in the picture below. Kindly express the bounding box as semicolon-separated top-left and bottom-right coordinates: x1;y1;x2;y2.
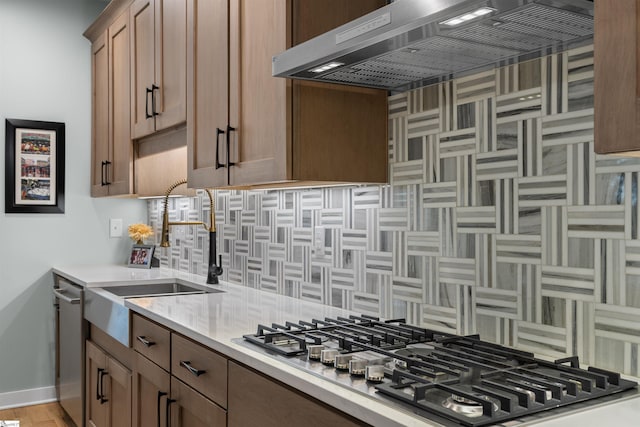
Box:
0;386;57;410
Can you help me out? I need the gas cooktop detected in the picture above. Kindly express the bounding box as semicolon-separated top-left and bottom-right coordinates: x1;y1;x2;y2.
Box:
241;314;637;427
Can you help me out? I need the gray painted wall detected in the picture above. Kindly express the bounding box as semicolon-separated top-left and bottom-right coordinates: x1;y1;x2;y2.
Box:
0;0;146;395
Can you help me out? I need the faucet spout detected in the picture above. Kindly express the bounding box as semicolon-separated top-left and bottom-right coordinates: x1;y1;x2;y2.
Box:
160;179;223;284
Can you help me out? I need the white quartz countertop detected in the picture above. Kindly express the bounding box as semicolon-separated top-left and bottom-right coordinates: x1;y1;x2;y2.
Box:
52;265;640;427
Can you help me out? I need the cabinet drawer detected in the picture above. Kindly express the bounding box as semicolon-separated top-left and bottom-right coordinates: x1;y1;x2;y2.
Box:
131;314;170;370
171;333;227;408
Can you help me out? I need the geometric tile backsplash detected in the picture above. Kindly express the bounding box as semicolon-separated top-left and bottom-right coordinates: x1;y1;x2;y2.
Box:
148;44;640;376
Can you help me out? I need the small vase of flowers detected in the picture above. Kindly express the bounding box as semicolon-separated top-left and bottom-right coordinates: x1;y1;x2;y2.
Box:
128;223;154;244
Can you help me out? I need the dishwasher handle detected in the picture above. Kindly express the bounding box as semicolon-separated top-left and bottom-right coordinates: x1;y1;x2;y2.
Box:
53;288;81;305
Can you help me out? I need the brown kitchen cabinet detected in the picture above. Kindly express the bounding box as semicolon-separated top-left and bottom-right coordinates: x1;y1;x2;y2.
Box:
130;0;187;140
171;333;228;407
594;0;640;154
131;313;227;427
170;377;227;427
187;0;388;189
86;338;132;427
131;311;171;371
89;8;134;197
132;352;170;427
127;312;367;427
227;361;367;427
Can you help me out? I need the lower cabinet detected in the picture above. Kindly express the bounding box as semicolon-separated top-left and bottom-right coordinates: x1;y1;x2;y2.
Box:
227;361;368;427
86;340;132;427
170;377;226;427
132;352;170;427
90;313;367;426
131;313;227;427
133;355;226;427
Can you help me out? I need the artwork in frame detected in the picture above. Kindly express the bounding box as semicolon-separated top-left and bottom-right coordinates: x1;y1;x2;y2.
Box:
5;118;65;214
128;244;155;269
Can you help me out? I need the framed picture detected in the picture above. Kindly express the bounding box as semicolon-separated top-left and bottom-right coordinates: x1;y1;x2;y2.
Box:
5;118;65;214
128;244;155;269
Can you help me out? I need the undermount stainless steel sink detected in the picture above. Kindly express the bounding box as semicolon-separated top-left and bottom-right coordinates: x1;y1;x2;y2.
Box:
102;282;223;298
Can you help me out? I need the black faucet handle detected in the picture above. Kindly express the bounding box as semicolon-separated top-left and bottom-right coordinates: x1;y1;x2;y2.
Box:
206;255;223;285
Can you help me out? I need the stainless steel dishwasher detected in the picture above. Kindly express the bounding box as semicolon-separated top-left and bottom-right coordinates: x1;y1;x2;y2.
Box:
54;275;85;427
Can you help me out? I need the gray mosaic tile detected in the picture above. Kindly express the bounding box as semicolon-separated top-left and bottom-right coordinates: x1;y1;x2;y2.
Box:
148;45;640;376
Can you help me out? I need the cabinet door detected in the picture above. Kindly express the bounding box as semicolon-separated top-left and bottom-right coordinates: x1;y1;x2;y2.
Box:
154;0;187;133
91;32;109;197
228;0;387;186
186;0;228;188
86;341;108;427
227;362;365;427
105;356;132;427
133;353;171;427
290;0;387;183
594;0;639;153
170;377;226;427
228;0;289;186
130;0;157;139
108;10;134;195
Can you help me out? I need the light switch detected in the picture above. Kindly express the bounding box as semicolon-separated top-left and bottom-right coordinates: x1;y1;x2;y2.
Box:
110;218;123;238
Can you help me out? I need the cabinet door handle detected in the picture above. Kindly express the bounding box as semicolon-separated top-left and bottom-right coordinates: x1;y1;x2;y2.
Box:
215;128;226;169
101;161;106;186
145;87;154;119
103;161;112;185
166;397;176;427
96;367;103;401
157;391;167;427
179;360;206;377
226;125;237;185
136;335;155;347
151;84;159;117
96;368;108;403
99;369;109;404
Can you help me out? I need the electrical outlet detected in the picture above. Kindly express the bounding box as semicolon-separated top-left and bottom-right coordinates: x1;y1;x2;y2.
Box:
110;218;123;238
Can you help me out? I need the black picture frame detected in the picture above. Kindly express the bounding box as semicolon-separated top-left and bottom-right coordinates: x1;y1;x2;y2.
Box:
128;244;155;269
5;118;65;214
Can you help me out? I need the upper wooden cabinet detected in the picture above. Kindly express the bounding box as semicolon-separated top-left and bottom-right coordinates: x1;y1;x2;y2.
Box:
186;0;229;188
594;0;640;154
130;0;187;140
90;9;133;197
187;0;388;189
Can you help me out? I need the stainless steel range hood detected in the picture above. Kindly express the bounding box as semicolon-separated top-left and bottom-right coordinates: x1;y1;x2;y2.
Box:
273;0;593;93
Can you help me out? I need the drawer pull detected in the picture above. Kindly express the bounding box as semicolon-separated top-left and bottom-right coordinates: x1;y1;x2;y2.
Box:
136;335;156;347
180;360;206;377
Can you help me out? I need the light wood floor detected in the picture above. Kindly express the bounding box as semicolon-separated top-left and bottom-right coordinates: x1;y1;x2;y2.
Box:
0;403;73;427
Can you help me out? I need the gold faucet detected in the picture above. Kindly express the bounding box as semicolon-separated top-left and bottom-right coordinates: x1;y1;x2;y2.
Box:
160;179;223;284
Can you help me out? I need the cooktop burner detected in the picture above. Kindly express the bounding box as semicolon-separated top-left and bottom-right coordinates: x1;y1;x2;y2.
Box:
241;314;638;426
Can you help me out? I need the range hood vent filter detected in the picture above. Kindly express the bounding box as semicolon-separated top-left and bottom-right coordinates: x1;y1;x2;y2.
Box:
273;1;594;92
